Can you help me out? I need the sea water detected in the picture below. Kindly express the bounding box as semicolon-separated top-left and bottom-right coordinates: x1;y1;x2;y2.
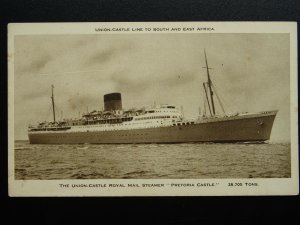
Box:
14;141;291;180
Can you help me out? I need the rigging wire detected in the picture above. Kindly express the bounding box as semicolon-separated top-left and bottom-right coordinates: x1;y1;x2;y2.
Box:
203;98;207;117
211;83;226;115
203;83;212;116
54;103;63;121
202;85;207;117
43;104;53;122
213;81;239;114
207;69;239;114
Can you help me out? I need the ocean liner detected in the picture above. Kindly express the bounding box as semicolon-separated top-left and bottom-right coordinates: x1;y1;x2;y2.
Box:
28;51;277;144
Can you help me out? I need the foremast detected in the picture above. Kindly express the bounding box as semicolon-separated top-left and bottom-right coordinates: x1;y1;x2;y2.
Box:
201;50;228;117
202;49;216;116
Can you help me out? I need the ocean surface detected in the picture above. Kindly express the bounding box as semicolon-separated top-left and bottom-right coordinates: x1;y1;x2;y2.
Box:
14;141;291;180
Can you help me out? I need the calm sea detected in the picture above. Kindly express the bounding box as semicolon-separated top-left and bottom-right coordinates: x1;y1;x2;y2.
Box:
14;141;291;180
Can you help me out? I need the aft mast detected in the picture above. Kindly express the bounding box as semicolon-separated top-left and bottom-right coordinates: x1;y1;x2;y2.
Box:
51;85;56;122
203;49;216;116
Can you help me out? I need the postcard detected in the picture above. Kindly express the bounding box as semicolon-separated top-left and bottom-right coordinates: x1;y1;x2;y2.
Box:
8;22;298;196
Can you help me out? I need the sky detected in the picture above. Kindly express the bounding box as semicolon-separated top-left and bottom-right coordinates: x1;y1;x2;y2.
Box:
13;33;290;142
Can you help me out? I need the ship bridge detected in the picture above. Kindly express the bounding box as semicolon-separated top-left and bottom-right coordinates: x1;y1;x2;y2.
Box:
134;105;182;122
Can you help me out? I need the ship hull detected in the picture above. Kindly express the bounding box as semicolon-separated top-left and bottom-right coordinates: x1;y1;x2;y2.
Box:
28;112;277;144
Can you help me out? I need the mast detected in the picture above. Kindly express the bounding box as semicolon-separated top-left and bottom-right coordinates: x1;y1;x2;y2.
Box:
51;85;56;122
203;49;216;115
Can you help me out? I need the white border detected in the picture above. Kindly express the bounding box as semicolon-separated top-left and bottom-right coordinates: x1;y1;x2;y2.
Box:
8;22;298;196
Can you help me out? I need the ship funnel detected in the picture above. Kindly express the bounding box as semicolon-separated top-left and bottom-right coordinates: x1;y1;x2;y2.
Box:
104;93;122;111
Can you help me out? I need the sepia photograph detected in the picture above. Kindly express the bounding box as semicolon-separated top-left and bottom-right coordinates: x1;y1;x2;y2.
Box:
8;22;298;196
